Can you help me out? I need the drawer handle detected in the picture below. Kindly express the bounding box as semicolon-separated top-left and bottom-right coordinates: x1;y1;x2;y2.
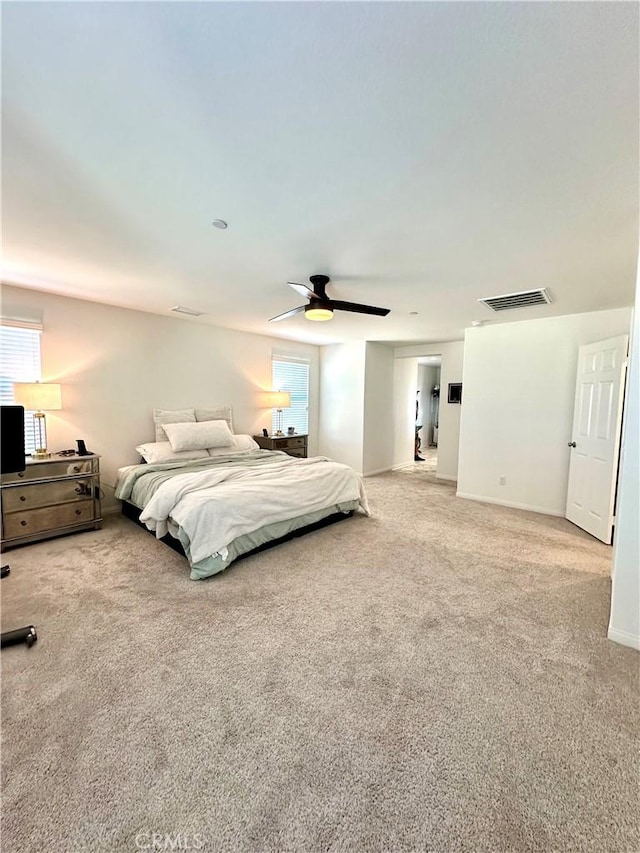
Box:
20;495;26;502
75;509;82;515
20;520;27;526
18;472;24;478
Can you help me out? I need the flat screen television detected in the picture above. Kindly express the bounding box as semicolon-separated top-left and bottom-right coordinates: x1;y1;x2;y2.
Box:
0;405;26;474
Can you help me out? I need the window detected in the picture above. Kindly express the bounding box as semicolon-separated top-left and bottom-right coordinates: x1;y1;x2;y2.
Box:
0;321;43;454
272;355;310;436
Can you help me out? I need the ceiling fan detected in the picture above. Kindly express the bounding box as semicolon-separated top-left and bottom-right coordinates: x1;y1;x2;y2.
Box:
269;275;391;323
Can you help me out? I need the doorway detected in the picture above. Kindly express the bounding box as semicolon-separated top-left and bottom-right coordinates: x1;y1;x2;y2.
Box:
416;357;441;466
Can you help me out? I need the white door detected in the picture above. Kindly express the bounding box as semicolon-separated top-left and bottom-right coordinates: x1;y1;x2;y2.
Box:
565;335;628;543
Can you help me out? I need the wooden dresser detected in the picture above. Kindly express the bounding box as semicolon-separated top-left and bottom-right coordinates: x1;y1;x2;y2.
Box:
252;434;308;458
1;454;102;549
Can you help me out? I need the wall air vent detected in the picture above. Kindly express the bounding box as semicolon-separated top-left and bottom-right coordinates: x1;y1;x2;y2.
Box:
478;288;552;312
170;306;205;317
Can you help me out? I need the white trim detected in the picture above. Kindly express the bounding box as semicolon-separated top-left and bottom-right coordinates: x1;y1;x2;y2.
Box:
392;462;414;471
436;474;458;482
607;627;640;651
271;352;311;365
1;317;43;331
363;466;393;476
456;491;564;517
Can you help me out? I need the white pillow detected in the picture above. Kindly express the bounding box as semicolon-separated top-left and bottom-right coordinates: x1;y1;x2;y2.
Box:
135;442;209;464
208;434;259;457
163;419;236;452
153;408;196;442
195;406;233;433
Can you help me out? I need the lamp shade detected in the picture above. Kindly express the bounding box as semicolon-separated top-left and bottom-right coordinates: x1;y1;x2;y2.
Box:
264;391;291;409
13;382;62;411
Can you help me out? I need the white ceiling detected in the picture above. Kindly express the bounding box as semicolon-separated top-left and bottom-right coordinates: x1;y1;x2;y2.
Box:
2;2;638;346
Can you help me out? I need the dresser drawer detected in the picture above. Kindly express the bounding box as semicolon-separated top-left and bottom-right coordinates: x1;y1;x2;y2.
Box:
1;459;95;484
2;478;96;512
3;501;97;539
273;437;306;450
252;435;307;458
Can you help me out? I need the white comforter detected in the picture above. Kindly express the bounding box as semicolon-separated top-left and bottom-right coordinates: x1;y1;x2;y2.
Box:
139;455;370;564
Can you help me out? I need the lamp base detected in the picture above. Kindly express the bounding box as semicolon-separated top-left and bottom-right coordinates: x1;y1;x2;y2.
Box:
274;431;284;437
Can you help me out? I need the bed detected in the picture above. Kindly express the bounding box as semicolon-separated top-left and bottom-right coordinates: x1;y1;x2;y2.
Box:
115;433;370;580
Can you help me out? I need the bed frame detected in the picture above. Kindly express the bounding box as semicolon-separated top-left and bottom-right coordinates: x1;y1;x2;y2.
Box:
121;500;354;566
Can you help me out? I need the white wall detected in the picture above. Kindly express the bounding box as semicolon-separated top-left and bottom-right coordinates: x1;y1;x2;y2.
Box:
318;341;366;472
392;357;418;469
319;341;399;476
363;342;395;475
457;308;633;516
394;341;464;480
1;284;320;511
609;276;639;649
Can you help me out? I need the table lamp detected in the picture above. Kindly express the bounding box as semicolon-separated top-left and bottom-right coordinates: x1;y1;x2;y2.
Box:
264;390;291;436
13;382;62;458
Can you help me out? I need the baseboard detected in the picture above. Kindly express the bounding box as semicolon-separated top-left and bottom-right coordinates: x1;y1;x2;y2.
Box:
455;491;564;517
391;462;414;471
607;627;640;651
364;466;393;477
436;474;457;482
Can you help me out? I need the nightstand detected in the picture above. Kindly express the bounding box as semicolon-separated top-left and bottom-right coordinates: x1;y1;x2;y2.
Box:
253;434;308;458
1;454;103;549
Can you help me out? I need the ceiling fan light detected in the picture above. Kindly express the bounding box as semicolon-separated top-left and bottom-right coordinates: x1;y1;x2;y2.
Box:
305;305;333;321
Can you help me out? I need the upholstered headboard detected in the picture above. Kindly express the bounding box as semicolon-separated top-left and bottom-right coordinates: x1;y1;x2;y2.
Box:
152;406;233;442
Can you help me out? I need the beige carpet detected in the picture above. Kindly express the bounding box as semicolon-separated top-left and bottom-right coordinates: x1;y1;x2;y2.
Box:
2;458;639;852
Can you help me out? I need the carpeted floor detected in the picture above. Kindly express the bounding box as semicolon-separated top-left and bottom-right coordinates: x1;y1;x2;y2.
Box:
2;456;639;852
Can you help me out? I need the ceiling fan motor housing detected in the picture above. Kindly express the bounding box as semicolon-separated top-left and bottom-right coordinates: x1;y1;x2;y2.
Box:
309;296;328;308
309;274;330;298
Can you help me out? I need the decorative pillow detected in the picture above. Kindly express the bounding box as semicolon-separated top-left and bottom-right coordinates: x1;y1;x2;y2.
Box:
195;406;233;433
163;419;236;452
208;434;259;457
135;442;209;464
153;408;196;442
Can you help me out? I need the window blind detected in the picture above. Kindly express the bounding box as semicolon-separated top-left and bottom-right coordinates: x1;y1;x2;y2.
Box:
0;322;43;454
272;356;310;436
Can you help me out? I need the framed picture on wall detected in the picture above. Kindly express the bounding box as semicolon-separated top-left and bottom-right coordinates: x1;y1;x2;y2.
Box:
448;383;462;404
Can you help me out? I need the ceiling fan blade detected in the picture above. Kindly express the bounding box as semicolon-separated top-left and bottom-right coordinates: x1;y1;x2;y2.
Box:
331;300;390;317
287;281;317;300
269;305;306;322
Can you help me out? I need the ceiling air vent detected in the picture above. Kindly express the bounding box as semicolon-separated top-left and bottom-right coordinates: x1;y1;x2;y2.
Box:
478;288;551;312
170;305;205;317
